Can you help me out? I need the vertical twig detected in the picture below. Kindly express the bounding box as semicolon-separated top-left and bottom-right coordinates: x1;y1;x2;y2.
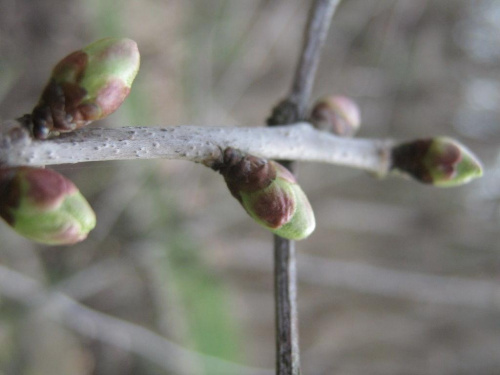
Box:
290;0;341;119
267;1;342;374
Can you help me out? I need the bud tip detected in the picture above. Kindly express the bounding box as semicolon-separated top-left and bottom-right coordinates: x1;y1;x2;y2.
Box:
391;137;483;187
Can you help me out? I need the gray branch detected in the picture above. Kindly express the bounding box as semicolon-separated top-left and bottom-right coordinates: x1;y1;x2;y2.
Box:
0;119;393;174
0;264;273;375
289;0;342;118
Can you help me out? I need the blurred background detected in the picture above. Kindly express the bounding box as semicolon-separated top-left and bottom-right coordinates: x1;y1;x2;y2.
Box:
1;0;499;374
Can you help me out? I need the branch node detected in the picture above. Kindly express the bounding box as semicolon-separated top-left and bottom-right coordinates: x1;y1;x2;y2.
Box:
267;99;300;127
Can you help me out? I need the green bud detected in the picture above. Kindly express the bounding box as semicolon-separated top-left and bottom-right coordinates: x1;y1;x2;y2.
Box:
391;137;483;187
0;167;96;245
309;96;361;137
32;37;140;139
217;148;315;240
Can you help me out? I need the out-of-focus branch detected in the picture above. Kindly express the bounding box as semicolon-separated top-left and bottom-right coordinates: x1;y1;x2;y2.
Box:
220;243;500;310
0;119;392;174
296;254;500;309
0;264;273;375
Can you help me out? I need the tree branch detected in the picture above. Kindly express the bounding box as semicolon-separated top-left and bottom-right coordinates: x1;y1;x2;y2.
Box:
268;1;342;375
289;0;342;119
0;119;393;174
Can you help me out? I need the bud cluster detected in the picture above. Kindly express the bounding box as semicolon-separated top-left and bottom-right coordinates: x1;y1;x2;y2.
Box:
31;38;140;139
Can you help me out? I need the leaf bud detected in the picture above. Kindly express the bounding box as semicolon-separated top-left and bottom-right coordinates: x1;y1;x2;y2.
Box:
309;95;361;137
0;167;96;245
391;137;483;187
217;148;315;240
32;37;140;139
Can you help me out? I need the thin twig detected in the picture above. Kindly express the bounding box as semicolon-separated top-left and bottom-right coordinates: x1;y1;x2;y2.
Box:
268;1;342;374
273;235;300;374
0;264;273;375
290;0;342;119
0;120;393;174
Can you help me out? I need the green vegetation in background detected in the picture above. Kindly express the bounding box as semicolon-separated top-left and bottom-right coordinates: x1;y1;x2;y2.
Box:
209;0;253;73
150;179;243;374
0;305;20;368
0;63;20;106
165;237;243;369
181;0;254;120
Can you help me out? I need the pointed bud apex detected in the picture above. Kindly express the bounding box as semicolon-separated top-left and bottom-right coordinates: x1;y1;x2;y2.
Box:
309;96;361;137
32;37;140;139
391;137;483;187
217;148;315;240
0;167;96;244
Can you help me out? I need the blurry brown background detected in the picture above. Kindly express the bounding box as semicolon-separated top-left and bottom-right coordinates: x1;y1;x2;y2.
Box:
1;0;499;374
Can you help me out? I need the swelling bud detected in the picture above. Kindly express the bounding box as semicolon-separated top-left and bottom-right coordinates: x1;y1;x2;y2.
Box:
32;37;140;139
0;167;96;245
217;148;315;240
309;96;361;137
391;137;483;187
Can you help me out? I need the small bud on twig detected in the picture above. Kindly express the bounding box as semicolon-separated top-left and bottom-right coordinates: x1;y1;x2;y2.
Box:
0;167;96;244
309;95;361;137
216;148;316;240
391;137;483;187
31;38;140;139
